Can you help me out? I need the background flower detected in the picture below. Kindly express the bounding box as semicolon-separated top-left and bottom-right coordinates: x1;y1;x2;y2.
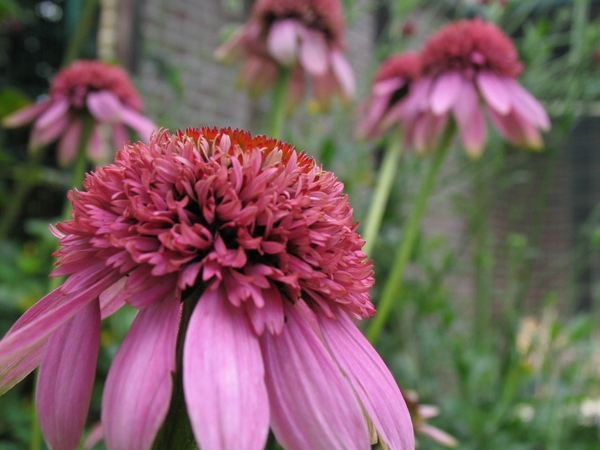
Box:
401;18;551;156
215;0;355;110
2;60;156;166
0;127;413;450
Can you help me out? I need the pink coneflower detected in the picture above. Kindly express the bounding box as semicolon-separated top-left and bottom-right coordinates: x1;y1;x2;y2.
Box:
357;52;422;140
2;60;155;166
0;127;414;450
215;0;355;109
402;18;550;156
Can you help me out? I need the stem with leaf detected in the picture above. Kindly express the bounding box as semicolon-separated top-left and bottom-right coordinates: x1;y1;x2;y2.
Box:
367;123;455;344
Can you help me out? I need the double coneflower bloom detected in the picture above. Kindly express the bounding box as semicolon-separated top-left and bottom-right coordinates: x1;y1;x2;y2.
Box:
2;60;155;166
0;128;414;450
359;18;550;156
215;0;355;109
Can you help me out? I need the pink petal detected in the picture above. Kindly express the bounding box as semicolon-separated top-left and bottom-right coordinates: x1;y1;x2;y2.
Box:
505;78;551;130
99;277;128;318
102;294;181;450
0;272;119;368
183;285;269;450
37;300;101;450
267;19;300;66
121;107;156;141
357;92;394;139
30;113;71;147
400;77;433;120
373;77;405;96
0;288;66;394
476;70;511;115
57;119;83;167
86;90;123;123
330;49;356;99
35;98;70;130
2;99;51;127
488;107;543;149
429;71;462;115
452;80;487;157
260;301;370;450
318;310;415;450
86;124;107;164
299;27;329;75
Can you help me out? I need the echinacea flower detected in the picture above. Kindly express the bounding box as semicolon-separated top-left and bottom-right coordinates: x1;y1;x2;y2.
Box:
357;52;422;140
404;391;458;448
401;18;550;156
2;60;156;166
215;0;355;109
0;127;414;450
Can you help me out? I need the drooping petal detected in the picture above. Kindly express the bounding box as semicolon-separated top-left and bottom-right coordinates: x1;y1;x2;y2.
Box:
476;70;511;115
429;71;462;115
487;107;543;149
452;80;486;157
57;119;83;167
373;77;405;97
102;294;181;450
37;300;101;450
357;92;394;139
183;285;269;450
111;123;130;151
318;310;415;450
2;99;51;127
260;301;370;450
86;90;124;123
30;113;72;148
330;49;356;99
505;78;551;130
299;27;329;75
0;272;119;367
267;19;300;66
34;98;70;130
121;107;156;141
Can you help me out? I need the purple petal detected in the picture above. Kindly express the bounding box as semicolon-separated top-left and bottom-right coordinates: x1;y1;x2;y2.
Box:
330;49;356;99
299;27;329;75
401;77;433;120
267;19;300;66
86;90;123;123
183;285;269;450
260;301;370;450
37;300;101;450
57;119;83;167
112;123;130;151
318;310;415;449
488;107;543;149
102;294;181;450
429;71;462;115
121;107;156;141
357;92;394;139
2;100;51;128
505;78;551;130
0;272;119;368
476;70;511;115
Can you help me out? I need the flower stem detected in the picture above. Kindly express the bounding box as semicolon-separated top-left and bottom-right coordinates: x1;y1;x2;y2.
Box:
366;123;455;344
361;130;403;257
62;0;100;66
0;145;46;240
268;68;292;139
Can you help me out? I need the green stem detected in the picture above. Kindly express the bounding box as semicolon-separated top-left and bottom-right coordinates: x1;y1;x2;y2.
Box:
366;123;455;344
268;68;292;139
62;0;100;66
361;131;403;257
0;146;46;240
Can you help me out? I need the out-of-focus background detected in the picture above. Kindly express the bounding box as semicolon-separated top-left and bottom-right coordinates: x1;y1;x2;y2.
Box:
2;0;600;449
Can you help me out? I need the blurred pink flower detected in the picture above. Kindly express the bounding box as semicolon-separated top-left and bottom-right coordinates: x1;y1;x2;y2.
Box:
215;0;355;109
2;60;156;166
0;127;414;450
357;52;422;140
402;18;550;156
404;390;458;448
